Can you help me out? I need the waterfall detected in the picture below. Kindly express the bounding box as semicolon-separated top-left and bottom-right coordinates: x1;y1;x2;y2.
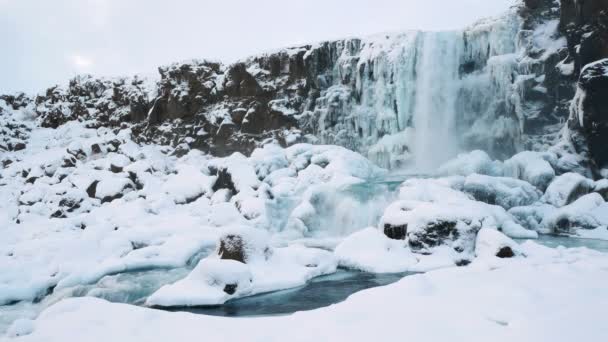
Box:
412;31;463;171
306;9;523;170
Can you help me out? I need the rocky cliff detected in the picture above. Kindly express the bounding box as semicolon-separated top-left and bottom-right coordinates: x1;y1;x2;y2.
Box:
2;0;608;172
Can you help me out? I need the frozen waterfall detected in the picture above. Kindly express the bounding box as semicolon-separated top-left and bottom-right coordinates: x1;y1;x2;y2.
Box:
411;31;463;171
306;10;523;171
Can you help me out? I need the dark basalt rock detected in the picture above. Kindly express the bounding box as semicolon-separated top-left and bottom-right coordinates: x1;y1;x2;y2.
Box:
50;210;66;219
59;197;83;213
13;142;26;151
212;167;237;195
223;284;238;295
383;224;407;240
61;156;77;168
218;235;246;263
568;59;608;167
408;220;460;252
90;143;102;154
496;246;515;258
86;180;99;198
408;219;480;255
110;164;123;173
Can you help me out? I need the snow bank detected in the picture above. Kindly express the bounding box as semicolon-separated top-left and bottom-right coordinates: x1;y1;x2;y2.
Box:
146;226;337;307
334;228;417;273
17;245;608;341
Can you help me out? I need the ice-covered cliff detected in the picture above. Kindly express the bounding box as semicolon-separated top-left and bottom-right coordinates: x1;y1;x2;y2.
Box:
3;1;581;171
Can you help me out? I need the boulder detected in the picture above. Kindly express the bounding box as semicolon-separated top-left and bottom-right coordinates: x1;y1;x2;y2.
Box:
542;193;607;234
408;218;480;255
542;172;595;207
217;227;271;264
462;174;542;210
503;151;555;191
475;228;520;259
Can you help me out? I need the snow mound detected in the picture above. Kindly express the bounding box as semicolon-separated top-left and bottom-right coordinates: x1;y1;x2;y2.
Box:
146;259;253;307
475;228;520;259
503;151;555;190
334;227;418;273
542;172;595;207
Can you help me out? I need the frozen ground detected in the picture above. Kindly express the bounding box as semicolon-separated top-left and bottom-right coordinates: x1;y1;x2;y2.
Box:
2;104;608;338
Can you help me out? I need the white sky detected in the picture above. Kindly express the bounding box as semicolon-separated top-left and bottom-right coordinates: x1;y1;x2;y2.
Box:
0;0;516;94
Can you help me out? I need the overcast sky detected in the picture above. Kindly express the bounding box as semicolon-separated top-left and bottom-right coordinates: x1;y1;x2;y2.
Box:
0;0;515;94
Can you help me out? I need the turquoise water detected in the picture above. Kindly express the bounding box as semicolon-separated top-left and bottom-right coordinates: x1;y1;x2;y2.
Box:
164;270;411;317
524;234;608;253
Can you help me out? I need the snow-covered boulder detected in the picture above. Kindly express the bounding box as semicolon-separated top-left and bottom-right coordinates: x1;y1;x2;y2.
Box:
462;174;541;209
593;178;608;200
335;227;417;273
509;203;556;233
503;151;555;190
407;209;481;255
438;150;503;176
216;226;272;263
475;228;520;259
542;172;595;207
162;165;215;204
146;258;254;307
541;193;608;234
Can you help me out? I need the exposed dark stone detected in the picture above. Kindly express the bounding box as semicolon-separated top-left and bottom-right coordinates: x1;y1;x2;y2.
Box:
524;0;543;9
223;284;238;295
2;158;12;168
212;167;237;195
59;198;82;213
128;171;144;190
50;210;66;219
110;164;123;173
456;259;472;267
107;139;121;153
62;156;77;168
91;143;102;154
130;241;148;250
86;180;99;198
383;224;407;240
408;220;460;251
568;59;608;167
13;142;26;151
496;246;515;258
218;235;246;263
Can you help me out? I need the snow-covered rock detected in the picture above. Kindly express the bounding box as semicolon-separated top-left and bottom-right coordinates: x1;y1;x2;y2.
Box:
475;228;520;259
146;259;253;307
541;193;608;235
542;172;595;207
462;174;541;209
334;227;417;273
503;151;556;190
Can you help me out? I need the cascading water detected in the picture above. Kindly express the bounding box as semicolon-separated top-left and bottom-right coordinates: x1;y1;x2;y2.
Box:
411;31;463;171
307;10;524;170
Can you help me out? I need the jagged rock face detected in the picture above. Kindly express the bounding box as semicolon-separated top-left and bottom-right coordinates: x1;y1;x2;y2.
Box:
2;0;605;169
560;0;608;73
568;59;608;167
35;75;151;129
